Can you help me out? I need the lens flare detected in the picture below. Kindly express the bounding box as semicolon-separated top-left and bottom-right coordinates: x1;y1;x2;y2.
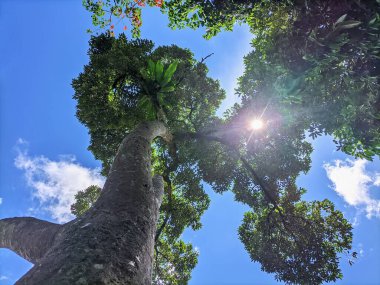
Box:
249;119;264;130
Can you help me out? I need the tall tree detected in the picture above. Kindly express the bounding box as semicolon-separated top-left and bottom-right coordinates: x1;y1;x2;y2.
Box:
2;34;355;284
3;0;379;283
71;35;354;283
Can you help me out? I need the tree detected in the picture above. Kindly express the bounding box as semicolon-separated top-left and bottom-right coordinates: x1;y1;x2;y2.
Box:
1;33;354;284
71;34;222;283
72;34;356;284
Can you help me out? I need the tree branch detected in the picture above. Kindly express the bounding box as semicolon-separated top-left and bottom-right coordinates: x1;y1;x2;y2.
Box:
176;133;291;213
174;131;304;246
200;53;214;63
0;217;62;264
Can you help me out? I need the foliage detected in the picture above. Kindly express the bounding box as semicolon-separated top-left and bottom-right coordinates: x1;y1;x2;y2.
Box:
153;238;198;284
75;1;380;282
72;32;357;283
164;0;287;39
238;0;380;160
83;0;380;159
240;199;352;284
72;33;225;175
70;185;101;217
138;59;178;121
200;101;355;283
158;0;380;159
83;0;163;37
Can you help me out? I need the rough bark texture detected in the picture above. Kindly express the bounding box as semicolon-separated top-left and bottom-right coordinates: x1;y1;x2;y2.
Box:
0;121;171;285
0;218;63;263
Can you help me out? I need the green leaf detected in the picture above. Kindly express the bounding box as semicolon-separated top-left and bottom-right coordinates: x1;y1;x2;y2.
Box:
338;20;362;30
369;17;377;25
161;61;178;86
147;59;155;79
137;95;150;109
155;61;164;82
308;35;325;46
334;14;347;27
160;85;175;93
107;93;114;103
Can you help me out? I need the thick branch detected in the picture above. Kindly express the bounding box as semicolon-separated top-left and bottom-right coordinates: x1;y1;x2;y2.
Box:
175;131;302;245
100;120;171;200
174;132;283;213
0;217;62;264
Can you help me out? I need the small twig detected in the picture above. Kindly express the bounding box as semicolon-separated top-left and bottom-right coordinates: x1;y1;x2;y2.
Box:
200;53;214;63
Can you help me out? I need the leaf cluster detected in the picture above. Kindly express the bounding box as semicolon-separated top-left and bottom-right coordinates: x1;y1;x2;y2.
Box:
138;59;178;121
72;33;225;175
239;199;352;284
83;0;163;37
237;0;380;159
70;185;102;217
156;0;380;159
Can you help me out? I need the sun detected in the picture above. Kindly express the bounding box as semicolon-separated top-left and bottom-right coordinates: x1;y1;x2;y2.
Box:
249;119;264;130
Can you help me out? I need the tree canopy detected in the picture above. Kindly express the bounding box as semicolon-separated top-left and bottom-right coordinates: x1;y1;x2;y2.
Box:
72;33;355;284
84;0;380;159
234;0;380;160
77;0;380;283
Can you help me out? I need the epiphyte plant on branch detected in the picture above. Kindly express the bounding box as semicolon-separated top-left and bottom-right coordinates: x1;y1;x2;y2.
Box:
138;59;178;122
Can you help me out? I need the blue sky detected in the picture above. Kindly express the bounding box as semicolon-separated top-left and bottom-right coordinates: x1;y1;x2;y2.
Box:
1;1;379;284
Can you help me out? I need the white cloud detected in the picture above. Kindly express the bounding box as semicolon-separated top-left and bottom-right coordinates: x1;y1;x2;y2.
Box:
0;197;2;205
374;174;380;186
324;159;380;219
359;248;365;257
353;243;365;258
14;141;105;223
0;275;8;280
351;213;361;227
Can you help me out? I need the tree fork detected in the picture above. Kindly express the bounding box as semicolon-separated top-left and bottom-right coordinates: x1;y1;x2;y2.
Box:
1;121;171;285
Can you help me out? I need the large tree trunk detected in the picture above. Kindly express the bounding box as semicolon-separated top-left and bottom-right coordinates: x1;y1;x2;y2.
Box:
0;121;171;285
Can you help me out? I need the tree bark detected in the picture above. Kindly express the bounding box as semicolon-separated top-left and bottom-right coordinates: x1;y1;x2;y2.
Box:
0;217;62;264
0;121;171;285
